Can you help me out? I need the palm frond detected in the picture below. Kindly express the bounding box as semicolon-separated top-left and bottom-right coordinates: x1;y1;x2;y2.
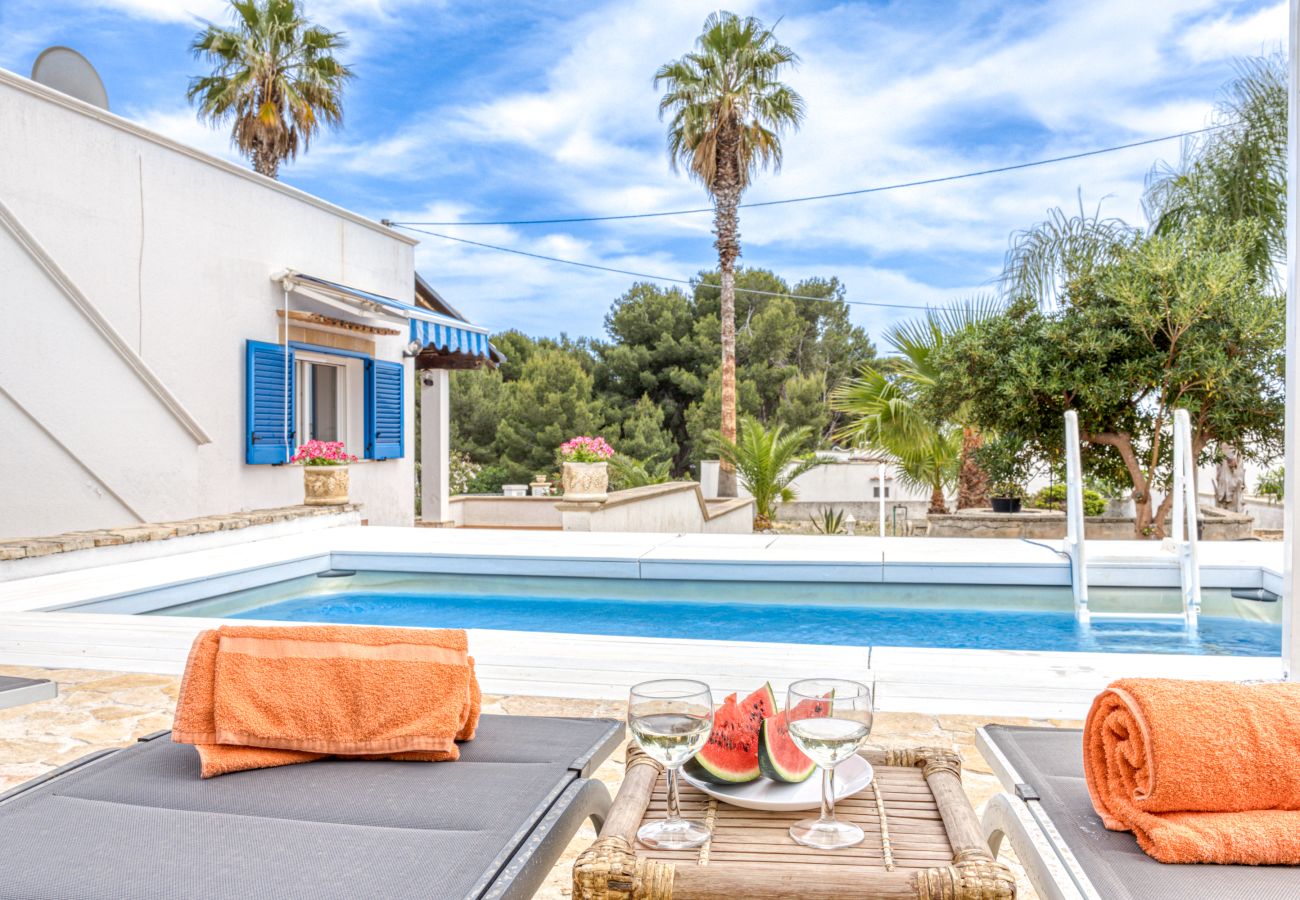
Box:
188;0;352;176
655;11;804;195
1000;201;1137;306
714;417;815;524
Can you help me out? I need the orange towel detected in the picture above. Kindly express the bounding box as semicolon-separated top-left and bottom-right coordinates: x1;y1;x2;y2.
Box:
173;624;480;778
1083;678;1300;864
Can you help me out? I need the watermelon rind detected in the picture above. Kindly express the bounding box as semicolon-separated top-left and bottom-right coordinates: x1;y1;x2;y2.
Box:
684;683;778;785
757;696;833;783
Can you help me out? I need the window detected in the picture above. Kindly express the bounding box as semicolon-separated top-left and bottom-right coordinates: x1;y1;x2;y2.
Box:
245;340;403;464
873;486;891;499
297;359;344;443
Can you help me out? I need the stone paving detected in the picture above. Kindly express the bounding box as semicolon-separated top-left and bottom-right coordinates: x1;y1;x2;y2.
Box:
0;664;1073;898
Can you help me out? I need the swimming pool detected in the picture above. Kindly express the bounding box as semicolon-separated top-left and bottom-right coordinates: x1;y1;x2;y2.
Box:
133;571;1282;656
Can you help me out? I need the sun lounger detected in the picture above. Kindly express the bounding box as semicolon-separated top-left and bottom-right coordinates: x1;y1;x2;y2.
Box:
0;674;55;710
977;725;1300;900
0;713;621;900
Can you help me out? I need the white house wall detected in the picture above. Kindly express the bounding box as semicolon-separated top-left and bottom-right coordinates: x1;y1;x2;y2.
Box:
0;71;417;538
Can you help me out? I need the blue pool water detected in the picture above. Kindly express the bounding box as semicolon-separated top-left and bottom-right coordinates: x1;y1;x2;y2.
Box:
145;572;1283;656
227;592;1276;655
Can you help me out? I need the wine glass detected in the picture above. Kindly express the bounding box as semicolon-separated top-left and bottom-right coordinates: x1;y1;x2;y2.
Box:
627;679;714;850
785;678;874;849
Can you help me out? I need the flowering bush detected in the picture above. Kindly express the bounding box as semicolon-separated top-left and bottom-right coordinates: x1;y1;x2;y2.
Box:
449;451;480;494
558;436;614;463
291;440;358;466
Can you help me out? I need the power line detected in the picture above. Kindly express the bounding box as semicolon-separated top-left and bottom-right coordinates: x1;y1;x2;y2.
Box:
387;125;1221;227
393;224;971;312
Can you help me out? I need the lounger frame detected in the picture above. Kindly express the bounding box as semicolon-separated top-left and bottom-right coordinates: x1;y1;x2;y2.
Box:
0;722;621;900
976;726;1100;900
0;675;56;710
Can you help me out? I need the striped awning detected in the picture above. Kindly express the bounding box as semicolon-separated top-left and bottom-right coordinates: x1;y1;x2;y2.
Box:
409;319;490;357
279;271;491;360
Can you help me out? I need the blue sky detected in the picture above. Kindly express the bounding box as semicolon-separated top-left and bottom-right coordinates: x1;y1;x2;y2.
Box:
0;0;1286;342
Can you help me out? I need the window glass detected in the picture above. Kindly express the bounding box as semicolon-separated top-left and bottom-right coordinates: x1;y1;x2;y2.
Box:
311;364;339;441
296;359;343;444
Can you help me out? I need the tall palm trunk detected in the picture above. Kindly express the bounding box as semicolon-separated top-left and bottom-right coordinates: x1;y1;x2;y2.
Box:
956;426;988;509
252;141;280;178
713;124;743;497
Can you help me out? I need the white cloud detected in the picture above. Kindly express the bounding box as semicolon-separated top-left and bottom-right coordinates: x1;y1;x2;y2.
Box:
68;0;227;25
1178;2;1287;63
128;105;243;162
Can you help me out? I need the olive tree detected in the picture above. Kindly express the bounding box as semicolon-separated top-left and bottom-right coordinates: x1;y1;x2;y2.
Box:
933;219;1283;538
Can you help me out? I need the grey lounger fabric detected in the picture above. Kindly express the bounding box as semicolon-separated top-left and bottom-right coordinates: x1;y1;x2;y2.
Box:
984;725;1300;900
0;713;620;900
0;675;56;710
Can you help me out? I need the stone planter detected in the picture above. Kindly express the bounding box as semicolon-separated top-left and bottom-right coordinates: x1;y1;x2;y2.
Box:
562;461;609;501
303;464;350;506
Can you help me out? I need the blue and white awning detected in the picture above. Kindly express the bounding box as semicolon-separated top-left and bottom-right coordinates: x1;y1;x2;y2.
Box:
408;319;489;357
279;271;491;360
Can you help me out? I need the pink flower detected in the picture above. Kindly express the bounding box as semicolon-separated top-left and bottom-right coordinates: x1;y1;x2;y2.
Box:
292;440;358;466
558;435;614;463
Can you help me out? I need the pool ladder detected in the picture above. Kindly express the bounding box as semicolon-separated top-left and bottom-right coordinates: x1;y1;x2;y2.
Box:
1066;410;1201;629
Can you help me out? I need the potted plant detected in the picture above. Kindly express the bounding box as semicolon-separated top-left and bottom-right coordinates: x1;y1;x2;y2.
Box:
291;440;358;506
975;433;1030;514
559;436;614;501
988;481;1024;514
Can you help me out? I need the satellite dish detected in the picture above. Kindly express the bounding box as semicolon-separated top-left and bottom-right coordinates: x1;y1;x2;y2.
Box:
31;46;109;111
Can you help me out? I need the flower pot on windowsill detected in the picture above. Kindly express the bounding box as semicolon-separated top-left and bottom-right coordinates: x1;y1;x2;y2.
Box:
990;496;1021;514
303;465;350;506
561;461;609;502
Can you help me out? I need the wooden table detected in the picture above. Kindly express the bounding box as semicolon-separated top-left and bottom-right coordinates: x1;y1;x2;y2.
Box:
573;745;1015;899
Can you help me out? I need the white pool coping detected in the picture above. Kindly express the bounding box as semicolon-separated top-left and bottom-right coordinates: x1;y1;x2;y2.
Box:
0;526;1285;718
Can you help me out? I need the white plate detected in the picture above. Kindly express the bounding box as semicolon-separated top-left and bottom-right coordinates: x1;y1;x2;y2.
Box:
681;755;874;812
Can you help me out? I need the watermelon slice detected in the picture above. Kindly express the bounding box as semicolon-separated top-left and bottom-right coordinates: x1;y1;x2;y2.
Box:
684;683;777;784
758;696;832;783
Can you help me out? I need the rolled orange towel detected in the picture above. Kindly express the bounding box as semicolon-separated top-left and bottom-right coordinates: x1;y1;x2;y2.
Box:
1083;678;1300;864
173;624;481;778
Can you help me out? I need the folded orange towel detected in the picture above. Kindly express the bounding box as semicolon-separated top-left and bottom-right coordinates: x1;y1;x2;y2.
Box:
1083;678;1300;864
173;624;480;778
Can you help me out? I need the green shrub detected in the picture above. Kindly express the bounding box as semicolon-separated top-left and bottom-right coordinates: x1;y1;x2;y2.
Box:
1030;483;1105;516
1257;467;1284;502
466;464;509;494
609;455;674;491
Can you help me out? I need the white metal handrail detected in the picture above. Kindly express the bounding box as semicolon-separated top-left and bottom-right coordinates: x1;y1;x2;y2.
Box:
1171;409;1202;628
1064;412;1090;624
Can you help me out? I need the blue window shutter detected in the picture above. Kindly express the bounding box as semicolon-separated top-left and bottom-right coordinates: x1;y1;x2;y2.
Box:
365;358;404;460
245;340;295;464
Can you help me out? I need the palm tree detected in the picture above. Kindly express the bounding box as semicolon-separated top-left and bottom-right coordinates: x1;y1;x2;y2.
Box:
656;12;805;498
830;300;999;510
1144;54;1285;284
715;417;816;529
898;428;963;516
188;0;353;178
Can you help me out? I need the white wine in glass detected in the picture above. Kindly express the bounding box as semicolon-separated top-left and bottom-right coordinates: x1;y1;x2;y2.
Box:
628;679;714;850
786;678;874;849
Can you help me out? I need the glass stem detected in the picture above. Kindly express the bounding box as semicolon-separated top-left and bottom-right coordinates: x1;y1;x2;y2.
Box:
665;765;683;824
820;766;837;823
